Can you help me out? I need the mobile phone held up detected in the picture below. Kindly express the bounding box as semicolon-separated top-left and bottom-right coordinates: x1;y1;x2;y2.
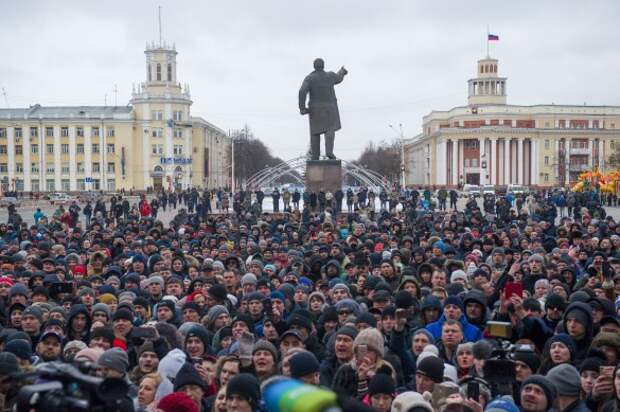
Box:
504;282;523;299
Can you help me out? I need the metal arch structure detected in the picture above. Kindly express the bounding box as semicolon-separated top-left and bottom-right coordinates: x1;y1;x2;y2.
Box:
245;156;391;192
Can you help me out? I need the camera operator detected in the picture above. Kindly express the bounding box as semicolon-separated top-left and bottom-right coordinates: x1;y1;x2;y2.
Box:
96;348;137;410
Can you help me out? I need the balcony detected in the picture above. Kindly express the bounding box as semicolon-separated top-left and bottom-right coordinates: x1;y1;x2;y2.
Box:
569;146;590;155
569;164;590;172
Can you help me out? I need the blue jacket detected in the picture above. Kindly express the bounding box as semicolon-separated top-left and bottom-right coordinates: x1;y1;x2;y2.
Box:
426;314;482;342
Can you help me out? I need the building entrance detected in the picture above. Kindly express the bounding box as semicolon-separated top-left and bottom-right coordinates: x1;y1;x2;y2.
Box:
466;173;480;185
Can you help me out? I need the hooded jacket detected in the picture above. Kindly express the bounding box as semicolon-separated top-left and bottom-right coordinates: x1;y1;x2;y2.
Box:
462;289;488;329
67;304;92;343
562;302;594;363
426;314;482;343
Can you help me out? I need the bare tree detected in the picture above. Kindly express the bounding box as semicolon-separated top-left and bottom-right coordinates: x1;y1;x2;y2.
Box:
353;139;401;183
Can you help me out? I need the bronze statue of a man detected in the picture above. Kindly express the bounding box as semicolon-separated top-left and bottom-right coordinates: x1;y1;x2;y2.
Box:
298;58;348;160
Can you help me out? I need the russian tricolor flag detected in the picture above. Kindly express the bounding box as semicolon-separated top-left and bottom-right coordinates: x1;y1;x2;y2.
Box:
488;34;499;41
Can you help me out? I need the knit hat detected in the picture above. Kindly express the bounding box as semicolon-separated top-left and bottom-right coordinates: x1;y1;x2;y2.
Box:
174;362;206;391
289;351;320;379
91;327;115;343
206;305;229;327
546;363;581;397
391;392;433;412
5;339;32;361
521;375;556;410
97;348;129;374
138;341;157;358
443;295;463;311
63;340;87;356
112;308;133;322
207;284;227;301
0;352;20;375
91;303;111;319
240;273;257;286
528;254;545;264
395;290;415;309
547;333;576;358
564;304;591;328
252;339;278;361
335;325;358;340
431;381;460;411
74;347;104;363
226;373;261;409
579;356;604;374
485;395;519;412
450;270;468;284
513;348;541;373
353;327;384;357
147;275;165;288
22;306;43;323
98;293;118;305
157;392;199;412
413;328;435;344
417;355;445;383
355;312;378;328
185;325;210;350
368;373;396;396
545;293;566;310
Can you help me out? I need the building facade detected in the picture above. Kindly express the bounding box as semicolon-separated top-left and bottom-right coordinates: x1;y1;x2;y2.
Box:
0;40;231;193
404;56;620;188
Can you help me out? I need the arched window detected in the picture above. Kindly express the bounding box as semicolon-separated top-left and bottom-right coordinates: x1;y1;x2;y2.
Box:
154;166;163;172
148;64;152;81
156;63;161;81
167;63;172;81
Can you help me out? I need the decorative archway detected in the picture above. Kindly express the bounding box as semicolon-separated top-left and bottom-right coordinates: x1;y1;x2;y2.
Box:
245;156;390;192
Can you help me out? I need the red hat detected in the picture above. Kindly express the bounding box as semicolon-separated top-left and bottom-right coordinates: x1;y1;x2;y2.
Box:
0;276;14;287
73;265;86;275
158;392;198;412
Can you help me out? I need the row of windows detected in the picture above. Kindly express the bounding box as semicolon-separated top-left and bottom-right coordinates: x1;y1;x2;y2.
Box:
148;63;173;82
151;111;184;121
0;127;113;138
0;143;115;155
1;162;116;174
151;127;184;137
2;178;116;192
152;144;185;155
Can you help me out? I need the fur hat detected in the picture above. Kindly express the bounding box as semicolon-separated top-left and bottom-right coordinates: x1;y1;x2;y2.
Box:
353;327;384;357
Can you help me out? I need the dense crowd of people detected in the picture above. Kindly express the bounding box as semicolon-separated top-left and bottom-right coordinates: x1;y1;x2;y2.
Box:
0;185;618;412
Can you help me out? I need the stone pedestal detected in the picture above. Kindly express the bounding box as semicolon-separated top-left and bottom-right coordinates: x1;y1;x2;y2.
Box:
305;159;342;194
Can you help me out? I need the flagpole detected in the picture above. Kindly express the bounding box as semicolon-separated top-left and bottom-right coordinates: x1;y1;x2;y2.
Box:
486;25;490;57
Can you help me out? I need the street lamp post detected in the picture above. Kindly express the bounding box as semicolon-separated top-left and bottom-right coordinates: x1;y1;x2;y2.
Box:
389;124;406;191
230;131;235;193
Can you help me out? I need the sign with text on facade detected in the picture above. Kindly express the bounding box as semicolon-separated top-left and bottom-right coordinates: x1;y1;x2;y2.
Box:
159;157;192;165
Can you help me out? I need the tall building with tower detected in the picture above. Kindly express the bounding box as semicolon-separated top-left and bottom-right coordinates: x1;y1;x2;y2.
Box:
0;39;231;193
404;55;620;188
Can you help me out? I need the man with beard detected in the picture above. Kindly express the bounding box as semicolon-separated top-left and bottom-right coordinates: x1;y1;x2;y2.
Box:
35;331;63;363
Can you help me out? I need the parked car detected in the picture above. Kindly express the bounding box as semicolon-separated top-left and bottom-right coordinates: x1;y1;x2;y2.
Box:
49;193;76;204
482;185;495;195
461;184;481;198
507;184;527;195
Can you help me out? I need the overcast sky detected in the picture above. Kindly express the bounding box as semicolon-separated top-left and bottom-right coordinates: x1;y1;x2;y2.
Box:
2;1;619;161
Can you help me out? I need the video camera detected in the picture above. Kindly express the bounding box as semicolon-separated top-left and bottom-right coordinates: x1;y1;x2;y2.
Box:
14;361;130;412
483;321;516;397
